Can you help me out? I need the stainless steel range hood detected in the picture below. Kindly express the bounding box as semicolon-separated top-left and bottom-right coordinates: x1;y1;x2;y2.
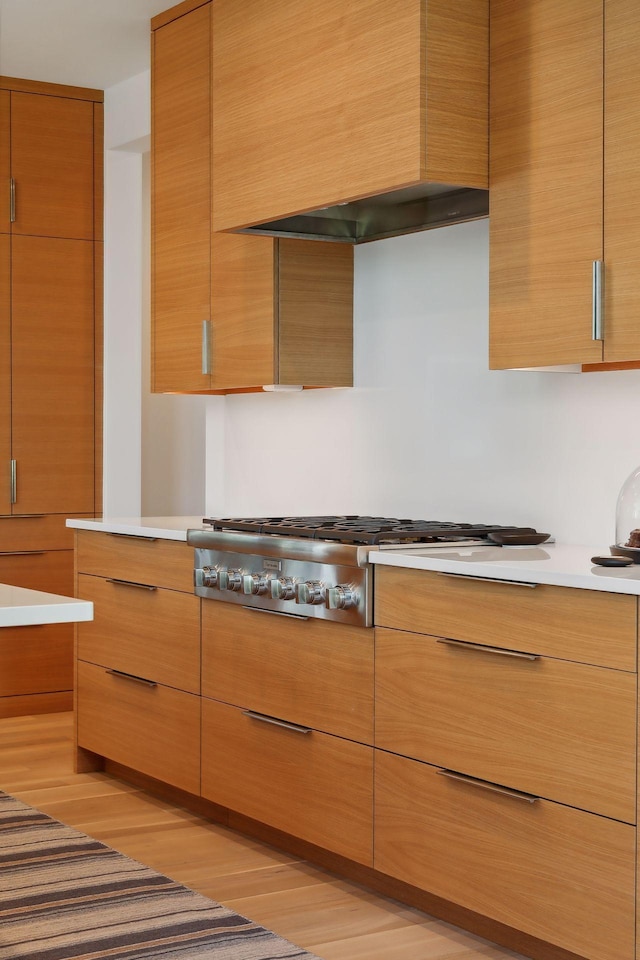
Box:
236;183;489;244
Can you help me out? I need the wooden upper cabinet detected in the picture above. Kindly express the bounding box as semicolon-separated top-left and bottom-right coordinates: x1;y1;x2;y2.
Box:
152;2;212;393
10;92;95;240
151;0;354;393
11;236;95;514
0;93;9;232
211;0;488;233
490;0;640;369
0;236;9;516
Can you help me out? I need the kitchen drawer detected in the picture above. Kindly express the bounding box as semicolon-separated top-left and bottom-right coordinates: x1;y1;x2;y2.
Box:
375;566;637;671
202;603;373;743
77;574;200;694
77;660;200;795
0;624;72;695
75;530;194;593
202;697;373;865
0;548;73;595
375;752;635;960
0;513;84;551
376;628;636;822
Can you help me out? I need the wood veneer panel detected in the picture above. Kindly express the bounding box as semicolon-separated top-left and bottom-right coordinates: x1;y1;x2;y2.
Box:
376;627;636;822
77;660;201;796
0;235;10;516
0;514;83;550
202;602;373;743
375;566;637;671
0;76;102;101
278;239;353;386
603;0;640;361
152;3;211;393
11;92;94;240
151;0;211;30
94;242;103;514
11;236;94;515
76;531;194;593
489;0;603;368
77;574;200;694
202;697;373;865
0;92;9;230
375;753;635;960
0;692;72;717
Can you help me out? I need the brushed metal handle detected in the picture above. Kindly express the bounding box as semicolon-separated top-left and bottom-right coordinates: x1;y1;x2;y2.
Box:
106;578;157;591
592;259;604;341
242;710;312;735
105;669;157;688
437;572;537;588
9;179;15;222
107;533;158;542
0;550;46;557
243;606;310;621
437;769;538;804
9;459;16;504
436;637;539;661
202;320;212;375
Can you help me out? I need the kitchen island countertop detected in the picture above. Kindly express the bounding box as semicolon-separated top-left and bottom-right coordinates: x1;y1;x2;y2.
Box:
0;583;92;627
370;541;640;596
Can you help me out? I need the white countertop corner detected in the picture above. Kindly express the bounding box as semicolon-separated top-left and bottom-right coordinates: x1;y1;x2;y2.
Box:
66;515;209;541
0;584;93;627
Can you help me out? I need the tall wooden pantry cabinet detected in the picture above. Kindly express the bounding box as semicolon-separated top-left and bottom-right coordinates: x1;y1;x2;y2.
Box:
0;76;102;717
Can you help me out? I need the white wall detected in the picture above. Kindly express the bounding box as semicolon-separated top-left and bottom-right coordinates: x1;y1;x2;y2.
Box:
214;218;640;547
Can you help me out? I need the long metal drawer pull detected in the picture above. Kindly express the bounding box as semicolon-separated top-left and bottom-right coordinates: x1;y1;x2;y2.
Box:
105;669;157;688
0;550;46;557
592;259;604;341
106;578;157;591
243;606;310;621
436;637;539;661
242;710;312;735
438;572;537;588
9;460;16;504
107;533;158;542
202;320;212;375
9;178;15;222
437;769;538;804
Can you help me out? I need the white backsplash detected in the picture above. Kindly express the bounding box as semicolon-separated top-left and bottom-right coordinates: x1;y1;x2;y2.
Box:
206;218;640;548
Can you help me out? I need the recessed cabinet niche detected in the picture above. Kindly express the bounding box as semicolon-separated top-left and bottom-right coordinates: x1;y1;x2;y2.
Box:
151;0;353;394
0;77;102;716
490;0;640;369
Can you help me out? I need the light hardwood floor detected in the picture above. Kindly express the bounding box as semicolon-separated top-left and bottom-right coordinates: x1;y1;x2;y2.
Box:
0;711;526;960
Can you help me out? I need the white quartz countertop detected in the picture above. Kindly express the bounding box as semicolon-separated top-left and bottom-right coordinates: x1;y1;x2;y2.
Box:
66;516;208;541
0;584;93;627
370;542;640;595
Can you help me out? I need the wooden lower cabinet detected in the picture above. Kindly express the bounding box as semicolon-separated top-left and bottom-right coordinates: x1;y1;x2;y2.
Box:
201;697;373;865
77;660;200;795
375;752;635;960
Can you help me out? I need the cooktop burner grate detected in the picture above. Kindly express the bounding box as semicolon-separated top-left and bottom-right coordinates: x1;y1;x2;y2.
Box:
202;515;538;546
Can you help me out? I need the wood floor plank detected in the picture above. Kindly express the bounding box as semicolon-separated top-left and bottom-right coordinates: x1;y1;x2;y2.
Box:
0;712;528;960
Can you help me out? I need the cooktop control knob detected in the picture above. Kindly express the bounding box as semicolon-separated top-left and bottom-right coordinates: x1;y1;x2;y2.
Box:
226;569;243;592
296;580;326;605
197;565;220;588
327;584;358;610
243;573;269;595
271;576;295;600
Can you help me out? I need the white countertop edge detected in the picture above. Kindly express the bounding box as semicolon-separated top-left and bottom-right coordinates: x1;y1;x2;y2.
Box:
369;543;640;596
0;584;93;626
66;516;208;541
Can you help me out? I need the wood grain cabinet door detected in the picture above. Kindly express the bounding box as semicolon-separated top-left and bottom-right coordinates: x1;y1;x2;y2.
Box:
152;2;213;393
0;235;10;515
0;92;9;231
10;92;94;240
489;0;604;368
11;236;95;515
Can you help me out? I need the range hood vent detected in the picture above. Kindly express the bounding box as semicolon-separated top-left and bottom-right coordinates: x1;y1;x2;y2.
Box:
237;183;489;244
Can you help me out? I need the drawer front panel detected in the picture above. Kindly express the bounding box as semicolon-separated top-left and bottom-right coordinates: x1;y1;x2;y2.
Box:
375;566;637;671
0;548;72;595
202;603;373;743
375;753;635;960
77;574;200;693
376;628;636;822
0;624;72;695
0;514;85;551
202;697;373;865
76;530;194;592
77;660;200;795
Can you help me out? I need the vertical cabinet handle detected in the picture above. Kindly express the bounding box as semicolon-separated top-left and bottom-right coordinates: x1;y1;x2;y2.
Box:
9;179;15;223
9;460;16;504
592;259;604;341
202;320;212;375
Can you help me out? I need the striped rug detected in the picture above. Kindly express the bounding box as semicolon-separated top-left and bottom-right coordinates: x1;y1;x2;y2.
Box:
0;791;320;959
